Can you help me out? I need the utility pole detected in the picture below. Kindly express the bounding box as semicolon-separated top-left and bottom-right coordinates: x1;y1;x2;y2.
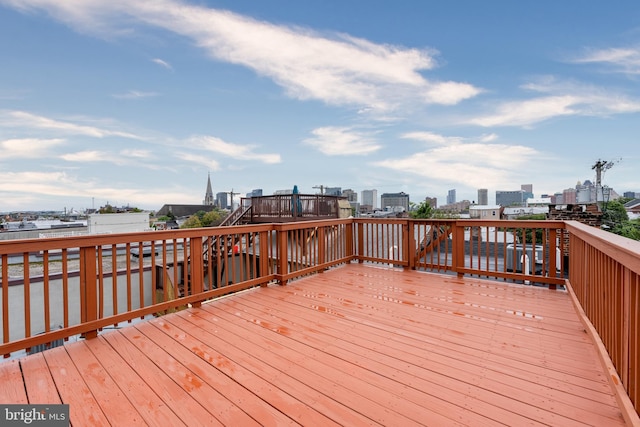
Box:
313;185;326;195
224;189;241;210
591;159;619;203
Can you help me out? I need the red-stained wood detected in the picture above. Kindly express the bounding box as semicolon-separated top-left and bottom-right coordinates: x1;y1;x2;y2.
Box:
21;353;61;404
1;264;631;426
0;359;28;403
42;346;111;426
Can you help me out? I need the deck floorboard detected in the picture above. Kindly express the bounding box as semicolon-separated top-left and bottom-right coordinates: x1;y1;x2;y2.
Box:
1;264;629;426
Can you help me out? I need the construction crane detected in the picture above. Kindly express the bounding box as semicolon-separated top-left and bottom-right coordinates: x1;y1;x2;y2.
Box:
312;185;326;195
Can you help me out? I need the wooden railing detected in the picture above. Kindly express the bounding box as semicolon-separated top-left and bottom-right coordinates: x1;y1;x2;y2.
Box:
0;218;638;415
565;220;640;418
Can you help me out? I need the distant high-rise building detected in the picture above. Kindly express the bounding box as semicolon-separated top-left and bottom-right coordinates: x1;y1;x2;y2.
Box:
562;188;577;204
215;192;228;209
496;190;526;207
447;189;456;205
247;189;263;198
342;189;358;202
521;184;533;193
361;189;378;210
325;187;342;196
424;197;438;208
203;173;214;206
477;189;488;205
623;191;639;199
381;192;410;212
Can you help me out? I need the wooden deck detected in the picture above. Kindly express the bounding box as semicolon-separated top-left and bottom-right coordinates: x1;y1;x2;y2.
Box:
0;264;628;426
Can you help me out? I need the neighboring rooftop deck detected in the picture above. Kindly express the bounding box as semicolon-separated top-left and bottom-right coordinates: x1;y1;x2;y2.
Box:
0;263;627;426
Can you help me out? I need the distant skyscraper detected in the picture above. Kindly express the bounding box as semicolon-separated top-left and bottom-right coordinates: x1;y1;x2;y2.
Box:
203;173;214;206
521;184;533;193
496;190;526;207
425;197;437;208
247;189;263;198
381;192;410;212
325;187;342;196
215;192;228;209
342;189;357;202
447;189;456;205
477;189;488;205
361;189;378;209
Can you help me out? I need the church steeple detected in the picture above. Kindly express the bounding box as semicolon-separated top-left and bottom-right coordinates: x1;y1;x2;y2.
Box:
204;173;214;206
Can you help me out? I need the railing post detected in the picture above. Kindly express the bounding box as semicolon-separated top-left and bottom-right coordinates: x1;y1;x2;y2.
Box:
189;237;204;307
318;227;326;269
345;221;354;261
259;230;270;286
277;227;288;285
357;221;364;263
405;220;415;270
80;246;98;339
453;221;466;278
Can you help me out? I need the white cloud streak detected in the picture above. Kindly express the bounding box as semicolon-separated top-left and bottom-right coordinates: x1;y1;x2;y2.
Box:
188;136;281;164
303;127;382;155
0;138;65;158
1;110;144;139
1;0;481;111
378;132;540;189
572;46;640;75
112;90;159;99
152;58;172;70
468;78;640;127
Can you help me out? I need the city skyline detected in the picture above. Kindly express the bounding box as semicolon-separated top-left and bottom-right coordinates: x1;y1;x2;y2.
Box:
1;1;639;211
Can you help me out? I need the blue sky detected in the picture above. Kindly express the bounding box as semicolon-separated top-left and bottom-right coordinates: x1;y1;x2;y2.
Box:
1;0;639;212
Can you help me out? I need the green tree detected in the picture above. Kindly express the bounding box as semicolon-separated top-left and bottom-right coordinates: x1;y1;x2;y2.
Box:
201;209;224;227
602;200;640;241
180;208;227;229
180;215;202;229
410;201;433;219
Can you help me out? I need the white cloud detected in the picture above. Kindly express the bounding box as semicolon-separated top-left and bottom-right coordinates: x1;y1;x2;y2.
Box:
572;47;640;74
0;138;65;158
1;0;481;111
60;149;159;168
375;131;541;190
188;136;281;164
1;110;143;139
152;58;172;70
470;96;579;127
467;77;640;127
303;127;382;155
175;152;220;170
112;90;159;99
0;170;196;210
400;131;463;145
